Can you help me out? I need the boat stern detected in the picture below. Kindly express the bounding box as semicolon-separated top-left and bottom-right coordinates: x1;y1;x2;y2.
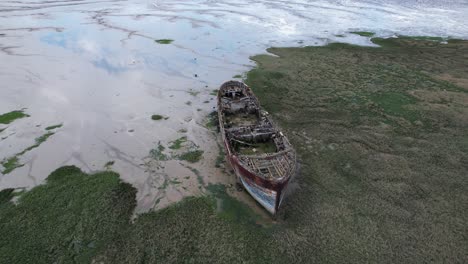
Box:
239;176;285;215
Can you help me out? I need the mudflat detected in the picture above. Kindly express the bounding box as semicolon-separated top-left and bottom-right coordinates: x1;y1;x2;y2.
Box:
1;37;467;263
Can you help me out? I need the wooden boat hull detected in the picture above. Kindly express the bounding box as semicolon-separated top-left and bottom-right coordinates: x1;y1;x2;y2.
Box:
218;81;294;215
226;150;290;215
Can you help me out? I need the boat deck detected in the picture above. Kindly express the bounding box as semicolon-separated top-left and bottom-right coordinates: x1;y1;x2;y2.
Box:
239;151;295;180
225;114;258;127
219;80;296;181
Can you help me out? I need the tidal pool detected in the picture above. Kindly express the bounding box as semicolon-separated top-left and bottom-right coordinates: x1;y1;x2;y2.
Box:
1;0;467;213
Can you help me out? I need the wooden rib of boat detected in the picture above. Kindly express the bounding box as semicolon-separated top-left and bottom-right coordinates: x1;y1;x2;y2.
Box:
217;80;296;215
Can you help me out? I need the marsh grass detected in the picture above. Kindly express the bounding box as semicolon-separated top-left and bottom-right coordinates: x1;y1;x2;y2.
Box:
0;166;280;263
0;166;137;263
244;37;468;262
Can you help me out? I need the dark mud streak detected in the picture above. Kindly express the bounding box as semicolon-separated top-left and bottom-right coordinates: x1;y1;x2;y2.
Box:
0;0;126;12
109;13;220;29
98;137;143;170
4;0;87;5
88;12;154;43
0;44;37;56
91;11;245;67
25;157;38;186
0;27;64;32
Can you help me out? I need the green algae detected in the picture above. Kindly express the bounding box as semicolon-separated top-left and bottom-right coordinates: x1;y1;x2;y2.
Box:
0;110;29;124
350;31;375;37
168;136;187;150
155;39;174;44
45;124;62;130
149;142;167;161
178;150;203;163
1;131;55;174
151;114;164;121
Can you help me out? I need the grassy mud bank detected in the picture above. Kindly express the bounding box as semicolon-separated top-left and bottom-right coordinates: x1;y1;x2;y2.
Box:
1;37;467;263
246;37;468;262
0;167;282;263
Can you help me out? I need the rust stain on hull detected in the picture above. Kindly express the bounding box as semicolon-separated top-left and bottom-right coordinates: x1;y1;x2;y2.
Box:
217;80;296;215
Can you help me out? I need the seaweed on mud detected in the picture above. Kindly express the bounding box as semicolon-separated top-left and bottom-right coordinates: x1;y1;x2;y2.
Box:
178;150;203;163
150;142;167;161
45;124;62;130
170;179;182;184
186;166;204;186
104;161;115;170
215;144;225;168
1;131;55;174
169;136;187;150
155;39;174;44
158;179;169;190
205;111;218;129
188;90;200;96
1;156;24;174
21;132;55;154
350;31;375;37
0;110;29;124
151;114;164;121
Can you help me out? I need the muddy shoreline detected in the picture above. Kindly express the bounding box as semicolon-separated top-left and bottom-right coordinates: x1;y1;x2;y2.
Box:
2;37;468;262
2;1;468;214
1;0;468;262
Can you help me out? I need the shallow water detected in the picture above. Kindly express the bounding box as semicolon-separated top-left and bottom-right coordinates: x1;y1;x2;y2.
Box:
1;0;467;213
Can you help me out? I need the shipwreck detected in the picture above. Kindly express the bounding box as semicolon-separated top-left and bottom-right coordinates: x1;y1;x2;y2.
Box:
217;80;296;215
